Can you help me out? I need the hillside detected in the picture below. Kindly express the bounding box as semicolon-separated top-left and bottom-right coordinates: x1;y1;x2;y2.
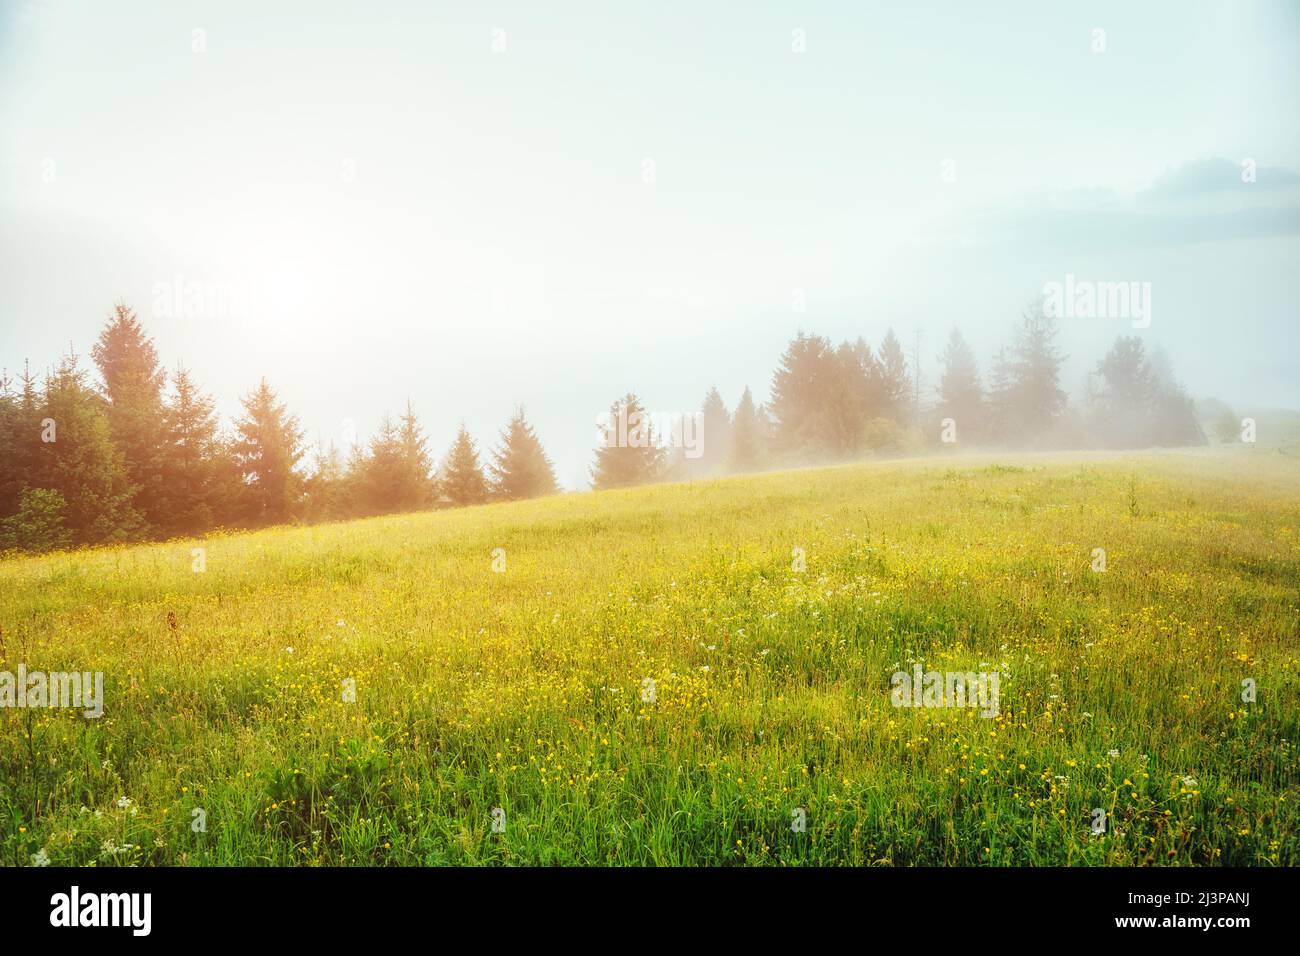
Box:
1;446;1298;865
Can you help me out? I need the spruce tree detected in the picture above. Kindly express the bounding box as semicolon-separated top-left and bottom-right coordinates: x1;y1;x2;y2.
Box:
441;424;488;505
591;393;664;489
728;387;764;472
91;304;168;531
1007;309;1067;441
357;414;404;514
878;329;911;424
1090;336;1201;448
935;328;984;440
489;407;559;500
0;365;41;519
38;350;142;544
396;400;436;509
232;378;305;524
161;366;233;534
303;441;349;522
0;488;72;553
697;387;732;475
986;346;1016;443
769;333;838;461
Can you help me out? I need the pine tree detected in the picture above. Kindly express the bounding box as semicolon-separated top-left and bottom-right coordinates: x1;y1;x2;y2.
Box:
1006;309;1067;441
1091;336;1202;448
0;364;41;519
160;366;234;535
37;350;143;544
696;387;732;475
303;441;349;523
396;400;436;509
340;441;371;514
935;328;984;440
441;424;488;506
91;304;168;531
828;341;872;458
0;488;72;553
591;393;664;489
986;346;1016;443
728;387;764;473
769;333;839;461
356;414;404;514
489;407;559;500
878;328;911;424
232;378;305;524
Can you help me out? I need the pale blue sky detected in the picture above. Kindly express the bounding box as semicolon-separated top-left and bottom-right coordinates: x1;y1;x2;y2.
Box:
2;0;1298;486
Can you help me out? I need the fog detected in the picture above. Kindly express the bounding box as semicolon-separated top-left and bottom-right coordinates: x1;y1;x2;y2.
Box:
3;0;1298;488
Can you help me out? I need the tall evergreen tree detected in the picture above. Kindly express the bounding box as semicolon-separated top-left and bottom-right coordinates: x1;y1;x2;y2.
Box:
489;407;559;500
160;366;236;534
1091;336;1202;447
232;378;305;524
827;341;874;457
0;363;42;520
696;387;732;475
935;328;984;440
986;346;1016;443
591;393;664;489
350;406;433;514
769;333;839;461
441;424;488;505
728;387;765;473
878;328;911;424
396;400;436;509
303;441;350;523
1004;309;1067;442
91;304;167;530
355;414;404;514
38;350;143;544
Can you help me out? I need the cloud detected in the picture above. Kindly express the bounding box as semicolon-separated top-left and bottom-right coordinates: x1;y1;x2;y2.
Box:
1144;157;1300;197
943;158;1300;252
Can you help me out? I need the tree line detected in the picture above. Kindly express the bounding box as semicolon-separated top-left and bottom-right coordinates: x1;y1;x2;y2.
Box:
0;305;558;552
592;309;1204;489
2;303;1204;553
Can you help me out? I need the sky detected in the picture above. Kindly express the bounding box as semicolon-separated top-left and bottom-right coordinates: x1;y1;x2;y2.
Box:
2;0;1298;488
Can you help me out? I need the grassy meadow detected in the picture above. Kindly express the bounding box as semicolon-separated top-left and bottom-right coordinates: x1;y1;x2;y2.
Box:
1;446;1298;866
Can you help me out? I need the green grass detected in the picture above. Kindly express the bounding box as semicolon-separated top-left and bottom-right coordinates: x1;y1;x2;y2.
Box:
2;446;1298;865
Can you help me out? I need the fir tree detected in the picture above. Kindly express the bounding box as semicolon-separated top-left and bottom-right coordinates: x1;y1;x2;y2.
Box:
0;363;42;519
161;365;235;534
232;378;305;524
489;407;559;500
591;393;664;489
38;350;143;544
935;328;984;440
396;400;436;509
0;487;71;553
878;328;911;424
696;387;732;475
441;424;488;505
728;387;764;473
91;304;167;530
769;333;839;461
1006;309;1067;441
